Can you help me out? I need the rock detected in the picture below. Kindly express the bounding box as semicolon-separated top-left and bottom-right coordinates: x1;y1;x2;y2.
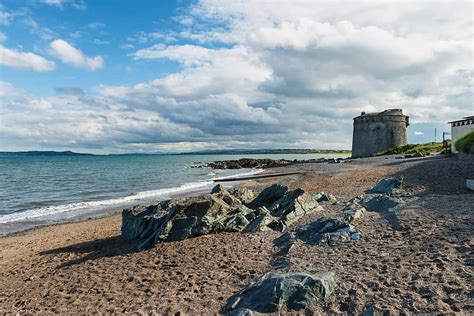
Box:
199;158;292;170
243;207;278;232
248;184;288;209
223;272;335;313
390;188;412;197
210;184;226;194
121;183;322;250
361;194;404;229
229;187;255;204
296;215;362;246
341;202;365;221
313;192;337;203
466;179;474;191
371;176;403;194
361;195;403;213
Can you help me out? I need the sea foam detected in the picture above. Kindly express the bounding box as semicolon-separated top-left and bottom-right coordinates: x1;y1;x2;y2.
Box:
0;169;263;225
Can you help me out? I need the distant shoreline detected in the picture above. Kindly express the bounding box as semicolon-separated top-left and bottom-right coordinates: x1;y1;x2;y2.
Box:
0;149;352;157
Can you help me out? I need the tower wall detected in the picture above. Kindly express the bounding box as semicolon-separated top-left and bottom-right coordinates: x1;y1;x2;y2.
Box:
351;109;409;158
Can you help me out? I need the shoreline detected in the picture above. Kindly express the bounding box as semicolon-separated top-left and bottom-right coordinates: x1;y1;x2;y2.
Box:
0;167;267;237
0;168;266;238
1;155;473;314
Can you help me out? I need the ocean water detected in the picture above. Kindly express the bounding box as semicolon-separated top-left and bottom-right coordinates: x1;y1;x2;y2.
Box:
0;153;347;235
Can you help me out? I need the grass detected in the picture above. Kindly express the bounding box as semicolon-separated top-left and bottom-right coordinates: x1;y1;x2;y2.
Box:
375;142;448;156
455;131;474;154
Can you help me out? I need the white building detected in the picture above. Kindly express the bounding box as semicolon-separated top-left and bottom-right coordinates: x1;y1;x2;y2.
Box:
449;116;474;153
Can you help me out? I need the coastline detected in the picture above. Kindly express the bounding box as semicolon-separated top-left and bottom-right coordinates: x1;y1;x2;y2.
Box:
1;155;473;314
0;167;265;237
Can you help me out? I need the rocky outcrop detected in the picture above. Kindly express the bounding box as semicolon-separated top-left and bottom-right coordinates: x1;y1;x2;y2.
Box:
223;272;336;314
193;158;291;169
192;157;348;169
121;184;322;250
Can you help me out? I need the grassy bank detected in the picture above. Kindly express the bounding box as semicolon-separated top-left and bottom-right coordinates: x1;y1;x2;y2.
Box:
375;142;448;156
455;131;474;154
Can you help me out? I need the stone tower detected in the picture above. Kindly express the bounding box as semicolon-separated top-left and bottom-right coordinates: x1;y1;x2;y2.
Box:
351;109;409;158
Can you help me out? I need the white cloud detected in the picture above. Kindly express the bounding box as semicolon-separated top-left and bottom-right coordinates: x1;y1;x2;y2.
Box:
1;1;472;152
94;39;110;45
85;22;106;30
23;16;57;41
0;45;56;72
414;131;424;136
0;7;15;25
49;39;104;70
40;0;64;7
71;0;87;10
0;32;6;42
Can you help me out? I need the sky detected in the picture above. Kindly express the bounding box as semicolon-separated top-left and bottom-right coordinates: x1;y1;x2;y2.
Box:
0;0;473;153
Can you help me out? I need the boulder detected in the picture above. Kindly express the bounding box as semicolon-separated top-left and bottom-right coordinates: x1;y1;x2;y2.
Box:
371;176;403;194
224;272;335;313
361;195;403;213
121;183;322;250
296;215;362;246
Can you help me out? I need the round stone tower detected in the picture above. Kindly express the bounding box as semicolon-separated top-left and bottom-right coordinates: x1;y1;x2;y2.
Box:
351;109;409;158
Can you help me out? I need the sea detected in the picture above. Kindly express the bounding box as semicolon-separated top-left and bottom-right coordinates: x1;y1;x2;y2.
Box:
0;153;348;235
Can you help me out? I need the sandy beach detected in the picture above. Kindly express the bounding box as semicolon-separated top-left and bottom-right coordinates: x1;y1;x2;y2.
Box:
1;155;473;314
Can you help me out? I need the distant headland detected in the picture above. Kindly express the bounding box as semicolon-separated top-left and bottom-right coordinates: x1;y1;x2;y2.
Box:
0;149;352;157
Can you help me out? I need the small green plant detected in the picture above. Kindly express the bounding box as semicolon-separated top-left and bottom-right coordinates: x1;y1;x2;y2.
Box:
455;131;474;154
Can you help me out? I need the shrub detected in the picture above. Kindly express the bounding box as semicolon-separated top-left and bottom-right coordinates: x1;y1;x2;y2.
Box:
455;131;474;154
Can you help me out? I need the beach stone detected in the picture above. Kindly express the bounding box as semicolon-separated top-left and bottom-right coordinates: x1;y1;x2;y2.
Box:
210;184;226;194
467;179;474;191
371;176;403;194
296;215;362;246
341;202;365;221
224;272;335;313
121;183;322;250
361;195;403;213
313;192;337;203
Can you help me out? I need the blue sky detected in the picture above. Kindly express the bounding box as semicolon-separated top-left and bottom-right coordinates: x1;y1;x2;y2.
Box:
1;0;192;95
0;0;472;153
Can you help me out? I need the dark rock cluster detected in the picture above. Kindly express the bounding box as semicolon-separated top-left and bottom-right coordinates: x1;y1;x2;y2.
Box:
192;158;291;169
121;184;322;250
192;157;347;169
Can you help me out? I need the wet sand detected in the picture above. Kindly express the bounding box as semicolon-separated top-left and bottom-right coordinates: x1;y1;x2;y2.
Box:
1;155;473;314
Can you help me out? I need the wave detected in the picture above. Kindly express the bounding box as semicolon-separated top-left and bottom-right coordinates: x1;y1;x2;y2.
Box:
0;168;263;225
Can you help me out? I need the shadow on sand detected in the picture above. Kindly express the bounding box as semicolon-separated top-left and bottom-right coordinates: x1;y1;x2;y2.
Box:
384;155;473;195
40;235;140;268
